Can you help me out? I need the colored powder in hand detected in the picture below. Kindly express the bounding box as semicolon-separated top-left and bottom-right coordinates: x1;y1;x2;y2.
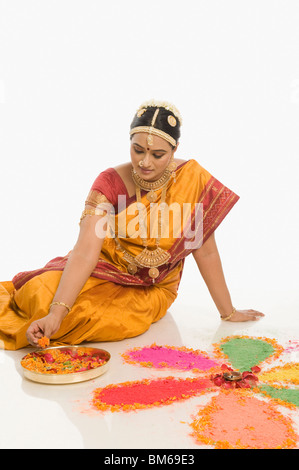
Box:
191;390;298;449
123;345;218;371
93;376;213;412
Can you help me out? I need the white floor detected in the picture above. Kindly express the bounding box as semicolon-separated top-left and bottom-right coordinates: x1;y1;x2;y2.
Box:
0;285;298;450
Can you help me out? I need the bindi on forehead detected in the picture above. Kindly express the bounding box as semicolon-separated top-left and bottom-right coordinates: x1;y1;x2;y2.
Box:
133;142;167;153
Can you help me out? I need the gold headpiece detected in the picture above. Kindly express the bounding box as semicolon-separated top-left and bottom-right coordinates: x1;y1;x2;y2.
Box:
130;99;182;147
135;99;183;125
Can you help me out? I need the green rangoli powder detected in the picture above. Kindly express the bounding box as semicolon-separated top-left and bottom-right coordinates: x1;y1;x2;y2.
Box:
259;385;299;408
220;337;275;372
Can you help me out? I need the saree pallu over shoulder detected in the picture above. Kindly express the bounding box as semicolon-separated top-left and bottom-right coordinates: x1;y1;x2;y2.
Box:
12;159;239;291
168;162;240;264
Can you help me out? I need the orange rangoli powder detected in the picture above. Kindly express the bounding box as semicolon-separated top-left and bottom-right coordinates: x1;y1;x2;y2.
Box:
191;390;298;449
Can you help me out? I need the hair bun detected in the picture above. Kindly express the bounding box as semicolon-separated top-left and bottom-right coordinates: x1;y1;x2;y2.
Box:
135;99;182;126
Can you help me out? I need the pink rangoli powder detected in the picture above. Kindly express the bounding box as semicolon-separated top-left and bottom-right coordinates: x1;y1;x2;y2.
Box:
123;344;218;371
284;340;299;354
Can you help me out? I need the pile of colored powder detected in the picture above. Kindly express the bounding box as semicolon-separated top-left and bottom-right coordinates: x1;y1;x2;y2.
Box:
220;337;275;372
123;345;218;371
259;363;299;386
92;376;213;412
258;385;299;408
191;390;298;449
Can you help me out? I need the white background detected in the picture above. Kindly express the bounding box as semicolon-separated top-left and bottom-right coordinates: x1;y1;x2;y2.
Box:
0;0;299;314
0;1;299;450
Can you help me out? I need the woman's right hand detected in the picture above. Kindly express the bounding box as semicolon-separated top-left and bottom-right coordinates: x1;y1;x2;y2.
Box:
26;311;64;347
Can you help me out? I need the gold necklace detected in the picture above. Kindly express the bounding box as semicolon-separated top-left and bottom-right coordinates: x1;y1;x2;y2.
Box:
131;167;172;202
114;180;170;283
133;184;170;281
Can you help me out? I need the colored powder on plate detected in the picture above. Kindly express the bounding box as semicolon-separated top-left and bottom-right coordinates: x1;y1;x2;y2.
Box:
191;390;298;449
258;384;299;408
124;345;218;371
220;337;275;372
92;376;213;412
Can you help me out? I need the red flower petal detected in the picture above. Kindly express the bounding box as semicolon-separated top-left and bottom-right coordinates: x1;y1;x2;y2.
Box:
251;366;261;373
222;381;234;389
44;353;55;363
213;376;225;386
242;371;251;378
237;380;251;389
221;364;233;371
248;375;258;382
242;371;258;381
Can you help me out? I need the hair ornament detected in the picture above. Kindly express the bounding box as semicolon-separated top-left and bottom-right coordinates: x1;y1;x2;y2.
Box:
137;108;147;118
167;115;177;127
135;99;182;125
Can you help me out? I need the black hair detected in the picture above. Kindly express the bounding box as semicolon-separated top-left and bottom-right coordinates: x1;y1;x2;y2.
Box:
130;106;181;149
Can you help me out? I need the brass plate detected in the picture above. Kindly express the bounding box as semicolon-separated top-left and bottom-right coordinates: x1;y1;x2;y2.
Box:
21;346;110;385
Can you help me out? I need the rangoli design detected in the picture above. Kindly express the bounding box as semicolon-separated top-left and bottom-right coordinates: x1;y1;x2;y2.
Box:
92;336;299;449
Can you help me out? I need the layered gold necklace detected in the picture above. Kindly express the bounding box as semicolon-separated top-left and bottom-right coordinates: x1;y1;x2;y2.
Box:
114;166;174;283
131;166;172;203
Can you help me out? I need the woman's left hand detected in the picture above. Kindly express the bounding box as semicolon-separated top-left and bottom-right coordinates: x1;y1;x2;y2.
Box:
223;309;265;322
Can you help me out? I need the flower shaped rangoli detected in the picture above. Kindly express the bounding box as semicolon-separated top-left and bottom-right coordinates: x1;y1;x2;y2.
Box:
91;336;299;449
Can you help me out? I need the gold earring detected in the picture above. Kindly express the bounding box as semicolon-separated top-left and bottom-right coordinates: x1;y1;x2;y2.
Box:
168;157;177;182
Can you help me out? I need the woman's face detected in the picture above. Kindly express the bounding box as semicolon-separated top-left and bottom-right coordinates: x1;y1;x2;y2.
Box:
130;133;178;182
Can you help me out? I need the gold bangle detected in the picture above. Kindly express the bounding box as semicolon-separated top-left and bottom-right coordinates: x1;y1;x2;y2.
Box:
221;307;236;321
49;301;72;313
79;209;99;225
79;206;108;225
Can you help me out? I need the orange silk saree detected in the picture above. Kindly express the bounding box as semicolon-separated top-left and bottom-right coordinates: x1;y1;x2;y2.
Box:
0;159;239;350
